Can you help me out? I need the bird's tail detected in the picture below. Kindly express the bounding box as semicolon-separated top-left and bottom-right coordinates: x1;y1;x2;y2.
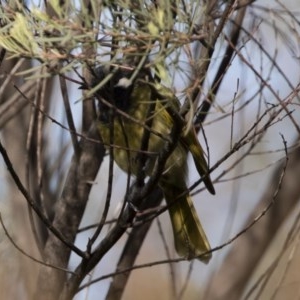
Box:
181;127;215;195
161;182;212;262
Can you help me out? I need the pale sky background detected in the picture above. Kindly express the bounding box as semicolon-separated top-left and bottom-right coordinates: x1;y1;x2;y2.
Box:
71;2;300;299
0;1;299;299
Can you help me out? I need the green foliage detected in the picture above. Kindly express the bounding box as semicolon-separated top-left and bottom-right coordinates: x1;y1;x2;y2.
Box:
0;0;205;78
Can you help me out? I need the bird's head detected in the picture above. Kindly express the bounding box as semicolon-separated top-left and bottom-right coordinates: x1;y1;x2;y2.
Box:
93;64;134;112
91;64;153;122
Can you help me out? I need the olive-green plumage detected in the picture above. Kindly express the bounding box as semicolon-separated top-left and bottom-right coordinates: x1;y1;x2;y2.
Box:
95;66;215;262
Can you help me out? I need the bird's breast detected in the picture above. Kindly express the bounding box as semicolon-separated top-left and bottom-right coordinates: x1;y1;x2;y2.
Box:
98;101;165;175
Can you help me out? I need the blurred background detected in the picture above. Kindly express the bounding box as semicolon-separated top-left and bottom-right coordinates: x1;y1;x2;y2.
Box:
0;0;300;299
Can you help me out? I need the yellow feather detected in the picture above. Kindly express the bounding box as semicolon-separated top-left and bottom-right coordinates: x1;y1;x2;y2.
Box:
97;79;214;261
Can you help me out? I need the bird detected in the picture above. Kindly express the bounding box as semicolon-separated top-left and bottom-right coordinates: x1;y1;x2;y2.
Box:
92;63;215;262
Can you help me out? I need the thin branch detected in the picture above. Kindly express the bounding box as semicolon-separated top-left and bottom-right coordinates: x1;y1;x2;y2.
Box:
195;5;247;126
0;139;86;258
205;134;300;300
0;213;76;275
34;123;104;300
79;134;290;292
0;81;35;128
59;74;80;157
87;116;115;249
25;75;47;257
61;97;186;299
105;188;164;300
156;217;178;299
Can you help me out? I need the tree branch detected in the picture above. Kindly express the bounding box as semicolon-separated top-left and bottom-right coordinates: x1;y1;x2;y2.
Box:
33;124;105;300
205;138;300;300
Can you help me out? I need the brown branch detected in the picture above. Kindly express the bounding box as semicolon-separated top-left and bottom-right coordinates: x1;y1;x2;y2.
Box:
0;213;76;275
105;188;164;300
204;137;300;300
0;80;35;128
195;5;247;126
59;74;80;157
185;0;238;115
25;75;49;256
78;135;289;293
33;124;105;300
0;138;85;258
60;100;185;299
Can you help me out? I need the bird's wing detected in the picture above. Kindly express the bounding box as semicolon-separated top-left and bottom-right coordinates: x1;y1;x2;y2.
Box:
181;128;215;194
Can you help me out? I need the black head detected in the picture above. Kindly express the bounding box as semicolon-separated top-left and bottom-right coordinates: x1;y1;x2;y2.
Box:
92;65;136;123
93;64;154;123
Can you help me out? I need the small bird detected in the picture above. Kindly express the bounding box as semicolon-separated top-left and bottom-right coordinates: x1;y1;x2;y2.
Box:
93;64;215;262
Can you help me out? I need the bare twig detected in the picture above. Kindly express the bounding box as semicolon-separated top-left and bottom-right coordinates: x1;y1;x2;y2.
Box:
205;135;300;300
0;139;85;258
59;74;80;157
0;213;76;275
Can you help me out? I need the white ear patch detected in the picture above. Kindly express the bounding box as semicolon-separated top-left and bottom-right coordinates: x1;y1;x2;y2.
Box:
115;77;132;88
